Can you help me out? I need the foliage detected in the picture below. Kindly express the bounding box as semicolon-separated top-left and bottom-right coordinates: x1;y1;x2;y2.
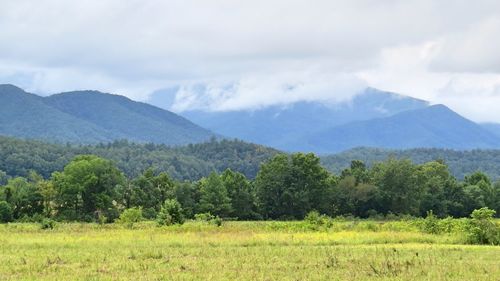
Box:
157;199;185;226
304;210;332;229
51;155;125;221
464;207;500;245
0;201;13;223
0;136;278;181
40;218;56;230
198;172;232;217
117;207;143;228
322;147;500;181
255;153;331;219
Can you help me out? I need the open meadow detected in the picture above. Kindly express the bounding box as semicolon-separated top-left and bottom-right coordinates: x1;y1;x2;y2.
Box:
0;220;498;281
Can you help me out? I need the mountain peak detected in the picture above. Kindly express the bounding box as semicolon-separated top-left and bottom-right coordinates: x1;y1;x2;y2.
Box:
0;85;214;145
0;84;27;94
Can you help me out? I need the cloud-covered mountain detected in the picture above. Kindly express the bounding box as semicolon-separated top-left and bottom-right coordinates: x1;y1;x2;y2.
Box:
180;88;500;153
0;84;214;145
181;88;429;150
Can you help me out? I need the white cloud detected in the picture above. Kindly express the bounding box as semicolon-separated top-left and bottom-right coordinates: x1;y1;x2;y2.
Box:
0;0;500;120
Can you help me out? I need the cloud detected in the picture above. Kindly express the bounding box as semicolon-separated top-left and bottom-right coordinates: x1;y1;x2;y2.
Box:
171;72;367;112
0;0;500;120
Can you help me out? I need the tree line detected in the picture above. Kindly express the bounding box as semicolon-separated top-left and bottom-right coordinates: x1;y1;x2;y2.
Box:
1;152;499;223
0;136;278;181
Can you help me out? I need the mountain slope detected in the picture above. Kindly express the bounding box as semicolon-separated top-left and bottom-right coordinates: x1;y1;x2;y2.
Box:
0;84;214;145
181;88;429;151
481;123;500;139
0;84;116;143
305;104;500;153
44;90;214;145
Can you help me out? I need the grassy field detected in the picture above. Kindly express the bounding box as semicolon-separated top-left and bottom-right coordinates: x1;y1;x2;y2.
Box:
0;221;498;280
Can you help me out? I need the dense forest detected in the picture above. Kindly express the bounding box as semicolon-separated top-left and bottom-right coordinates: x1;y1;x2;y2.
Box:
1;150;499;223
0;136;279;180
5;136;500;183
322;147;500;180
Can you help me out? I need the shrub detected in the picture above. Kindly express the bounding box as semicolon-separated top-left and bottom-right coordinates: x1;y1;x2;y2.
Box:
464;207;500;245
421;210;441;234
157;199;185;226
305;210;332;229
40;218;56;230
117;207;143;228
0;201;13;223
195;212;216;222
194;212;223;226
212;216;223;227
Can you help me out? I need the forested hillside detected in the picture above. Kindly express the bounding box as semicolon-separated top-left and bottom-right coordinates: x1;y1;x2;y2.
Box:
0;136;278;180
322;147;500;180
4;135;500;182
0;84;214;145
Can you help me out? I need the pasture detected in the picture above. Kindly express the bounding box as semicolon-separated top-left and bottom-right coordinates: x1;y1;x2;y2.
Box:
0;220;498;280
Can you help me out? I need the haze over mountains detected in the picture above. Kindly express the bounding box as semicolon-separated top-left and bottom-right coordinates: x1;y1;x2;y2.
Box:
2;84;500;154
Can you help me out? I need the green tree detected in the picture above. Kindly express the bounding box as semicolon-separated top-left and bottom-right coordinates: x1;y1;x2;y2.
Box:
157;199;185;226
198;172;232;217
255;153;331;219
173;181;199;219
52;155;125;221
370;159;421;215
221;169;259;220
416;161;456;217
128;168;175;218
0;201;13;223
463;172;496;212
1;177;43;219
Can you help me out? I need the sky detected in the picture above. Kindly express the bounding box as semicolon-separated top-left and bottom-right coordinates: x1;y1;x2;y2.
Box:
1;0;500;122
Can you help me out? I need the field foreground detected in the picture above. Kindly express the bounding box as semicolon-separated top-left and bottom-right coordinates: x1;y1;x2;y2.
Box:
0;221;498;281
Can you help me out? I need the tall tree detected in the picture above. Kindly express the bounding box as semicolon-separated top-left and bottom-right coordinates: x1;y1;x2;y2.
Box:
255;153;331;219
370;159;421;215
52;155;125;221
198;172;232;217
221;169;259;220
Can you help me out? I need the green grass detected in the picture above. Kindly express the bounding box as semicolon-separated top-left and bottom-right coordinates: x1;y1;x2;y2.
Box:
0;221;498;280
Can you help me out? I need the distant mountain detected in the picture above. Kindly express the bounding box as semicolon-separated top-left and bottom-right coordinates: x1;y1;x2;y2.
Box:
304;104;500;153
182;88;430;151
481;123;500;139
0;84;214;145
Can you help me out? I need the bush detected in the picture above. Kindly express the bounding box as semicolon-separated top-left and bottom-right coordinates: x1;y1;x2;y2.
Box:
117;207;143;228
421;210;441;234
0;201;13;223
194;212;223;226
212;216;223;227
195;212;216;222
305;210;331;229
157;199;185;226
464;207;500;245
40;218;56;230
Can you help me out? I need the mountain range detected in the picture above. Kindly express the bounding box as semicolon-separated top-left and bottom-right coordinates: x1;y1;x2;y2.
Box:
0;84;214;145
2;83;500;154
179;88;500;153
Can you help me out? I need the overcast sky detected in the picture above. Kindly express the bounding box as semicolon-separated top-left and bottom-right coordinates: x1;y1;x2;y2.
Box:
1;0;500;121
